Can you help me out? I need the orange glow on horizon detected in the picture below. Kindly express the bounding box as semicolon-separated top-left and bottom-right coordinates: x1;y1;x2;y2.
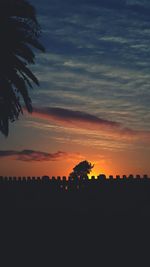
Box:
0;149;149;178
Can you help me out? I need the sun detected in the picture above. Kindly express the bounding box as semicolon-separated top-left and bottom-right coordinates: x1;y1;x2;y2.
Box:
89;162;107;178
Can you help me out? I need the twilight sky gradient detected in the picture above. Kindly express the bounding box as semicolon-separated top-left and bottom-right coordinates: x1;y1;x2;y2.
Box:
0;0;150;177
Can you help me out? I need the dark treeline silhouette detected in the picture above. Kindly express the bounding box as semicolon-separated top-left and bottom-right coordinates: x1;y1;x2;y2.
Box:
0;0;44;136
0;174;149;216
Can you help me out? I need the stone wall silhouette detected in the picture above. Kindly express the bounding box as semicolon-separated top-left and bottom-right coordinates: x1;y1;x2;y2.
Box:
0;174;149;215
0;174;149;183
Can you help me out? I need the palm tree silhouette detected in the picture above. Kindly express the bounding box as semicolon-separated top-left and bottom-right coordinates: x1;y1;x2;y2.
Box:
0;0;45;136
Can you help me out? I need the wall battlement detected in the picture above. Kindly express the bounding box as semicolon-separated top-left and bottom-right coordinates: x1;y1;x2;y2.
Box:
0;174;149;182
0;174;150;212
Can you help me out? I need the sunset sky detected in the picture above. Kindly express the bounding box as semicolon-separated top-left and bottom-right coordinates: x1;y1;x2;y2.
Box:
0;0;150;177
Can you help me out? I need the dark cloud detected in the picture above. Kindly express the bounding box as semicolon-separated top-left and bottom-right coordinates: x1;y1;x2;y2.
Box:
32;0;150;17
30;107;150;142
0;150;68;162
85;0;150;17
0;149;84;162
32;107;120;128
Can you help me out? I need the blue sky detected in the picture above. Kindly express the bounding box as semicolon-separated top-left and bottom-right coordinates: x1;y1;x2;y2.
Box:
0;0;150;177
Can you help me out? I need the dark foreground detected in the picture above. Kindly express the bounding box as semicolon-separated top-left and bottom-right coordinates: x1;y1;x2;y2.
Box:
0;176;150;215
1;177;150;266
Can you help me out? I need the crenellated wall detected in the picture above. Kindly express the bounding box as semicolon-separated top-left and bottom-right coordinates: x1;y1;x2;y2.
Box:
0;174;148;182
0;174;149;211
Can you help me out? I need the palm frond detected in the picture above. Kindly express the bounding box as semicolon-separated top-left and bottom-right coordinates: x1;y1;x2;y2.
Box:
0;0;45;136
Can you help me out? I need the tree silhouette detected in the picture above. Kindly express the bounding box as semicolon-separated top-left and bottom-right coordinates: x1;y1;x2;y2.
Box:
0;0;45;136
70;160;94;180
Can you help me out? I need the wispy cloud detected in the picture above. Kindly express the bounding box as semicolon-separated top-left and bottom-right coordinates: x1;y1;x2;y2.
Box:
29;0;150;135
31;50;150;132
0;149;83;162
